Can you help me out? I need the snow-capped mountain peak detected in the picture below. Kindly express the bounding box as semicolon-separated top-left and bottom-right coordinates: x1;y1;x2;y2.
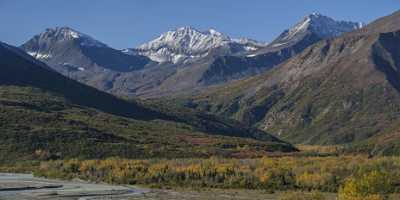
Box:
42;27;81;40
133;26;231;63
292;13;363;39
129;27;264;63
309;12;323;18
35;27;107;48
307;13;364;37
138;26;230;51
21;27;108;61
206;28;224;36
270;13;364;48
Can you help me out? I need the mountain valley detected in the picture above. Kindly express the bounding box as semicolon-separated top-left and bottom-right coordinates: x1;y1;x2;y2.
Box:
1;4;400;199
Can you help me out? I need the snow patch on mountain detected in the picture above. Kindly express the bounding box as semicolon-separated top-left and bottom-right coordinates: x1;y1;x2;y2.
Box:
246;54;257;57
27;51;52;59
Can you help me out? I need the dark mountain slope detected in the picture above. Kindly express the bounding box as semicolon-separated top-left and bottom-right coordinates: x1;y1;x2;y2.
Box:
1;42;162;120
0;42;296;162
0;85;296;162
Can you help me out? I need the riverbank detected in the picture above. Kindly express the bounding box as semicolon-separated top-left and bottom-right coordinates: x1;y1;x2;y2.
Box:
0;173;336;200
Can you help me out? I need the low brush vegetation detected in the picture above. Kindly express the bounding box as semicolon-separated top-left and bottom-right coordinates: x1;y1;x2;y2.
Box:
0;85;294;163
33;156;400;199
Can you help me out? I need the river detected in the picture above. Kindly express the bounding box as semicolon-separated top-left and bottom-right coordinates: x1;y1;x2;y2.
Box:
0;173;148;200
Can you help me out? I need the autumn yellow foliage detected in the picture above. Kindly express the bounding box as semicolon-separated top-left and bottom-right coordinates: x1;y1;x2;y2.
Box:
338;170;392;200
34;156;400;195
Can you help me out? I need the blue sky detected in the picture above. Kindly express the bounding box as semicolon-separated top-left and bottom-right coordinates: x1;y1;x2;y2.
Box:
0;0;398;49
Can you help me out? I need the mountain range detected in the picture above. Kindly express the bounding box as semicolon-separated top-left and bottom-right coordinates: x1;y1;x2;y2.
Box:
2;10;400;160
20;13;362;98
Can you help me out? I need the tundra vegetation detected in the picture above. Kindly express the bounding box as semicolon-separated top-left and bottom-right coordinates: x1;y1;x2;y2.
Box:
32;156;400;200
